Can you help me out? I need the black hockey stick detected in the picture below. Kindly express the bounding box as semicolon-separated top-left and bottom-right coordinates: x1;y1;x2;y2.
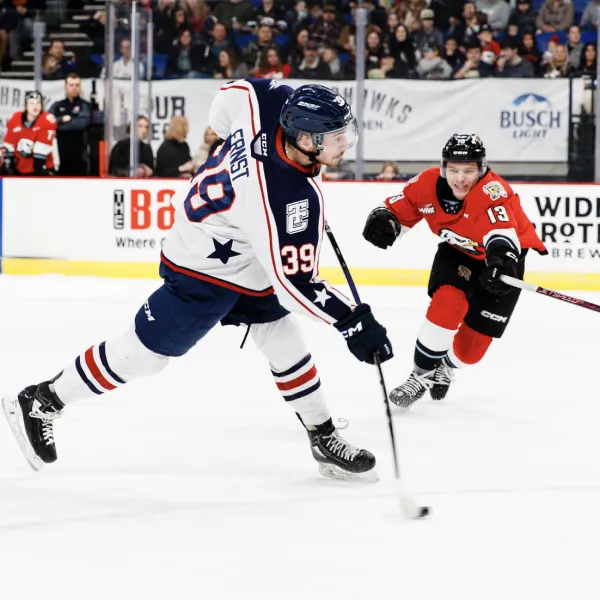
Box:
501;275;600;314
324;222;429;519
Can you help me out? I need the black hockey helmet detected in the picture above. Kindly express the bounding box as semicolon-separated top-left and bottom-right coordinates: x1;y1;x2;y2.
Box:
440;134;487;178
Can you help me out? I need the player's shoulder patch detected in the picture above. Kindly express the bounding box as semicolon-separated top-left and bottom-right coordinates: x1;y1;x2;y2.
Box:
407;174;419;185
482;180;508;202
387;192;404;205
45;112;56;124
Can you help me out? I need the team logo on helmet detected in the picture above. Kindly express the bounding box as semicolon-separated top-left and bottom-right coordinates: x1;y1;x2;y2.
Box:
482;181;507;201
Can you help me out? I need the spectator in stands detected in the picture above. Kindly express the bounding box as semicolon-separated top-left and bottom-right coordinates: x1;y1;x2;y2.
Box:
109;116;154;178
253;46;291;79
443;36;465;70
496;36;534;77
155;115;194;178
321;44;348;79
567;25;583;69
50;73;92;176
166;26;213;78
543;43;569;77
384;10;400;48
477;23;500;67
581;0;600;28
416;44;453;79
572;42;597;76
2;0;35;60
47;40;75;78
536;0;574;33
397;0;428;33
287;0;310;32
520;31;543;74
283;26;309;68
243;23;278;70
450;1;481;46
212;0;254;29
104;38;146;80
81;9;106;54
309;4;343;49
413;8;444;52
376;161;401;180
209;22;234;59
154;0;180;53
388;24;417;77
251;0;288;33
182;0;210;35
214;47;248;79
365;30;390;75
453;40;494;77
476;0;510;31
290;39;331;79
193;126;218;168
42;53;62;80
509;0;537;34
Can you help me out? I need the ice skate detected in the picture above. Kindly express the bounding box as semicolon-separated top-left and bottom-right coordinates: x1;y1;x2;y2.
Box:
307;419;378;482
430;362;455;400
2;382;64;471
389;370;435;411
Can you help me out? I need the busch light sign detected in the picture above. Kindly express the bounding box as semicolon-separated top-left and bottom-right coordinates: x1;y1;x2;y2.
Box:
500;93;562;139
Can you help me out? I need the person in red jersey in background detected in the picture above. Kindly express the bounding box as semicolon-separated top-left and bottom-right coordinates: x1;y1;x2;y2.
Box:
2;90;58;176
363;134;547;409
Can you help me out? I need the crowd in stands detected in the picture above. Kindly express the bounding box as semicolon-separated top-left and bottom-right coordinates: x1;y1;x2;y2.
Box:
0;0;596;80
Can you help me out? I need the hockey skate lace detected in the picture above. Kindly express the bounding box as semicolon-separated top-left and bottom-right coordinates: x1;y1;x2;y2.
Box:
434;364;455;385
29;402;61;445
403;371;435;395
324;431;360;462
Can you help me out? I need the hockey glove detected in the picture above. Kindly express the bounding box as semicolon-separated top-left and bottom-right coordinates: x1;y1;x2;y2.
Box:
334;303;393;365
480;249;519;296
363;207;401;249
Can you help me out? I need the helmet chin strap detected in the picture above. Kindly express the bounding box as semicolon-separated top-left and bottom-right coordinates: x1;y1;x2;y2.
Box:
287;133;324;164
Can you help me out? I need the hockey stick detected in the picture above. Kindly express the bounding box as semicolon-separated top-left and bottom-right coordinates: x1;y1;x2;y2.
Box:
500;275;600;314
324;222;429;519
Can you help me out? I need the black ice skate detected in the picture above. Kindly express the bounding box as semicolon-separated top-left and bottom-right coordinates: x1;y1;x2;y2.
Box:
307;418;378;482
2;382;64;471
430;362;455;401
389;370;435;410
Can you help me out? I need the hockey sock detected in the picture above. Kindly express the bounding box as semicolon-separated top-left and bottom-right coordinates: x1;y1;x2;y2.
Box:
444;324;492;369
251;315;330;427
53;327;169;404
414;286;468;373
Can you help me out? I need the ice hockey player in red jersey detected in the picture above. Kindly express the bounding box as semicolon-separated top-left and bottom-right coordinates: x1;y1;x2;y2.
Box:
2;90;58;176
363;133;547;409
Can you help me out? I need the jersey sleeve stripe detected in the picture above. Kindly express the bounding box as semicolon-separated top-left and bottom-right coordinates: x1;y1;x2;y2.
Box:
32;141;53;156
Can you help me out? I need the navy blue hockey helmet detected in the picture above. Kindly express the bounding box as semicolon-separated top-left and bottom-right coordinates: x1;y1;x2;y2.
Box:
440;133;487;178
280;84;357;158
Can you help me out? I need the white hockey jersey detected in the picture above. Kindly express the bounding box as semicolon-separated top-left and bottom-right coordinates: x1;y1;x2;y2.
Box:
161;78;353;325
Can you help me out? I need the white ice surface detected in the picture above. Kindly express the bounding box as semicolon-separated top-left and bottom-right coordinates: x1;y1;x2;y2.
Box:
0;275;599;600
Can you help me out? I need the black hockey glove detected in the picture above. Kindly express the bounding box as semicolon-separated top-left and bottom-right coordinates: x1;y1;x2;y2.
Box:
363;207;401;249
334;303;393;365
480;248;519;296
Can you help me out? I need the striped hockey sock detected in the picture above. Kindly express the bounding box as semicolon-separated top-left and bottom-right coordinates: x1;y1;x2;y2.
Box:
53;342;127;403
271;354;330;427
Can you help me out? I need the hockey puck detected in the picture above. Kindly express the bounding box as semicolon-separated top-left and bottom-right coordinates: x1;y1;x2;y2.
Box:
416;506;430;519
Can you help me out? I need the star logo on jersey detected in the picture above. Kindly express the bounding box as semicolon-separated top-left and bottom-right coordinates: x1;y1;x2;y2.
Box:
207;238;241;265
314;288;331;307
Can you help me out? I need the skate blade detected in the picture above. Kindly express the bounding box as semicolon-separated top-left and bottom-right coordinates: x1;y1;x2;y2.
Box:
1;396;44;472
318;463;379;483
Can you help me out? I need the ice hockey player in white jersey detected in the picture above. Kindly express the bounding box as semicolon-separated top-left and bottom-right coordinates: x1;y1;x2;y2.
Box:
3;79;394;481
